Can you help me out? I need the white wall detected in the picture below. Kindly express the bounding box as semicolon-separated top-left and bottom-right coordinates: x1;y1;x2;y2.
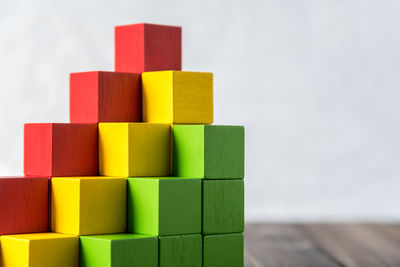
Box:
1;0;400;221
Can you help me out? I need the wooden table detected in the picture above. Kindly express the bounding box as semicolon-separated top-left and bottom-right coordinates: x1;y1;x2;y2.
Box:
245;224;400;267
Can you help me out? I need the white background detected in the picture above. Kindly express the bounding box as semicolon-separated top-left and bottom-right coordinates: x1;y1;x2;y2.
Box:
1;0;400;221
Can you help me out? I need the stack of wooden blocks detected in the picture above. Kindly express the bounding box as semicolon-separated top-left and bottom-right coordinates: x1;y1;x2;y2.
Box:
0;23;245;267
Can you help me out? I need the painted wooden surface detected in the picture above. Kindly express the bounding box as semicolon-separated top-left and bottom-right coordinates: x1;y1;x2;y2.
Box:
244;224;400;267
99;123;170;177
51;177;126;235
159;234;202;267
204;233;244;267
173;125;245;179
127;178;201;236
24;123;98;177
70;71;141;123
142;71;213;124
0;177;48;235
115;23;181;73
0;233;78;267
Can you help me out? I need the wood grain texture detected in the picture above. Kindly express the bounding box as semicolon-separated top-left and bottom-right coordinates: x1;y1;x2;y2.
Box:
203;180;244;234
115;23;181;73
70;71;141;123
24;123;98;177
0;177;48;235
159;234;202;267
203;233;244;267
244;224;400;267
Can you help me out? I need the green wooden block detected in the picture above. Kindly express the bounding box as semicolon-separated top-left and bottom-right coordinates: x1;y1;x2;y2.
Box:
159;234;202;267
127;178;202;236
173;125;244;179
203;233;244;267
80;234;158;267
203;180;244;234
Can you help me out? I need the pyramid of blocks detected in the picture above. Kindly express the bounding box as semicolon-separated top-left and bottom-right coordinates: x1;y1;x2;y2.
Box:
0;23;245;267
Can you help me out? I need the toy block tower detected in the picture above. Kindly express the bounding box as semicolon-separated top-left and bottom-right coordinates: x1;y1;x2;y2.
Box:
0;22;244;267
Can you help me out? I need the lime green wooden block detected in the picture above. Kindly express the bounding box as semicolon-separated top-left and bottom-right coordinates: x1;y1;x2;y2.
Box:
173;125;244;179
80;234;158;267
159;234;202;267
203;180;244;234
127;178;201;236
203;233;244;267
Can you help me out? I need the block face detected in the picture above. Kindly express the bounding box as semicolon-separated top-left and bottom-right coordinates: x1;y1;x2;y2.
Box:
99;123;170;177
0;177;48;235
203;180;244;234
204;126;245;179
52;177;126;235
172;125;204;178
173;71;213;123
127;178;201;236
115;23;181;73
70;71;141;123
203;233;244;267
24;123;98;177
142;71;213;124
159;235;202;267
80;234;158;267
1;233;79;267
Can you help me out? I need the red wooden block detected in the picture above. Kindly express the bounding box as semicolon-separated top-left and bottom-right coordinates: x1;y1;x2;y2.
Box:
115;23;182;73
70;71;141;123
0;177;48;235
24;123;98;177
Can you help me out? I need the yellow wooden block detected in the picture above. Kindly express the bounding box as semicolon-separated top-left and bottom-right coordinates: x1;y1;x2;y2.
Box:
99;123;171;177
0;233;78;267
142;71;213;124
51;177;126;235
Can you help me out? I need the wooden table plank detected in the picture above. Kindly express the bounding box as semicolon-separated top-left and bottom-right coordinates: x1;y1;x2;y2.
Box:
244;224;341;267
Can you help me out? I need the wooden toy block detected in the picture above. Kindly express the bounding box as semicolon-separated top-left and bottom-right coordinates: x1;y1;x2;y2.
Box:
142;71;213;123
203;180;244;234
0;177;48;235
115;23;181;73
24;123;98;177
51;177;126;235
127;178;201;236
173;125;244;179
203;233;244;267
99;123;170;177
80;234;158;267
159;234;202;267
0;233;78;267
70;71;141;123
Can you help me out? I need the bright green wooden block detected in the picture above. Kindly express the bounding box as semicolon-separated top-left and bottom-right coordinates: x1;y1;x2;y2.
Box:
79;234;158;267
203;180;244;234
159;234;202;267
127;178;202;236
203;233;244;267
173;125;244;179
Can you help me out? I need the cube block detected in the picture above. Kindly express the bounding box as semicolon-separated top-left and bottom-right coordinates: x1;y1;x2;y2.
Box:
0;233;79;267
203;180;244;234
99;123;170;177
24;123;98;177
70;71;141;123
0;177;48;235
173;125;244;179
51;177;126;235
159;234;202;267
203;233;244;267
115;23;181;73
80;234;158;267
142;71;213;124
127;178;201;236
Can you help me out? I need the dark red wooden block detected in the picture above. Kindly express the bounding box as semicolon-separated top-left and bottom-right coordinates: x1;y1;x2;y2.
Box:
70;71;141;123
115;23;182;73
24;123;98;177
0;177;48;235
